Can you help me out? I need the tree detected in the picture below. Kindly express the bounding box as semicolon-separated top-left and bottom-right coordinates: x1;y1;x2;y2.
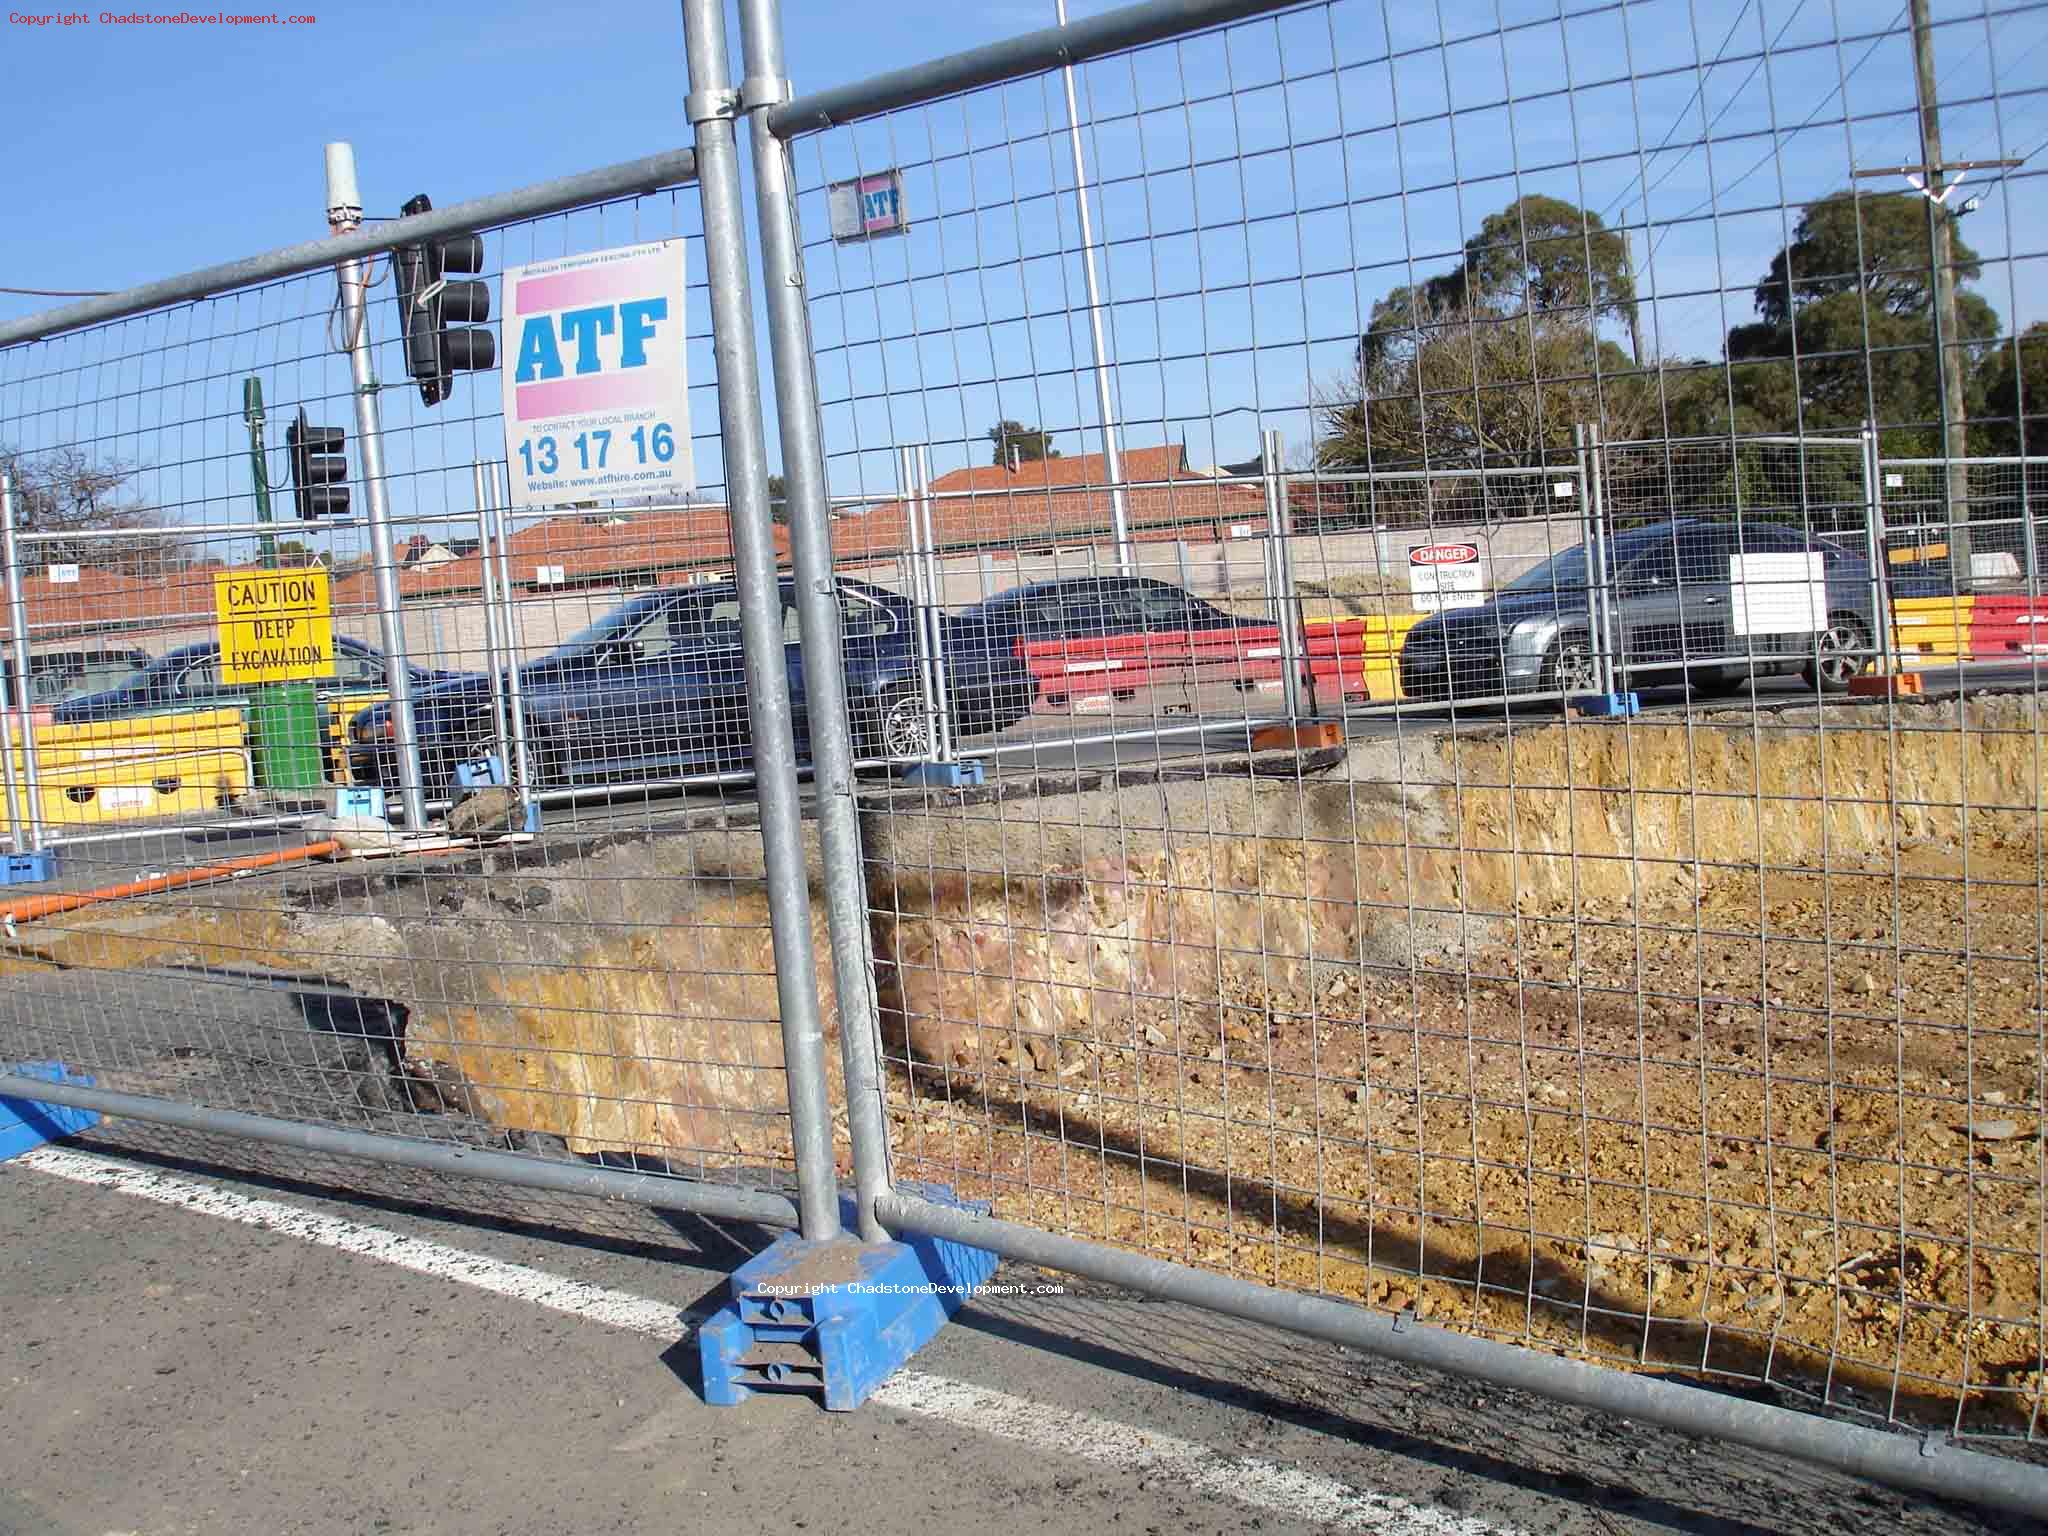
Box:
1321;197;1655;501
0;447;182;576
273;538;330;568
1979;322;2048;456
1717;191;1998;447
766;473;790;524
987;421;1059;466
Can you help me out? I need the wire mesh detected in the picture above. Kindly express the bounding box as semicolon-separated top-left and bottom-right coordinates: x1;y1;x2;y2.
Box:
777;0;2048;1445
0;180;828;1207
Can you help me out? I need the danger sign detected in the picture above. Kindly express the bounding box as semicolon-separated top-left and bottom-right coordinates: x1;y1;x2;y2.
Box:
214;568;335;685
1408;542;1485;612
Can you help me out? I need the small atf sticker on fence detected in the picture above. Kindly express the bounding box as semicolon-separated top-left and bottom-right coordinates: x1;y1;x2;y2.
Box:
828;170;908;241
214;568;335;685
500;239;693;512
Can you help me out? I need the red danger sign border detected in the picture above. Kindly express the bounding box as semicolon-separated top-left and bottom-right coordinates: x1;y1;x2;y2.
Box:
1408;543;1480;566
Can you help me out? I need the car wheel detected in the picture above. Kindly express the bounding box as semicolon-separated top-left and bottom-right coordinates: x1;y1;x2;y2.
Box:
1539;632;1601;696
865;684;934;761
1806;614;1872;693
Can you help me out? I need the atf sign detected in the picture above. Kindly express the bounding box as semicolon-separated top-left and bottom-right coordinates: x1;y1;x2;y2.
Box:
214;568;335;685
828;171;908;242
500;239;693;512
1407;542;1485;612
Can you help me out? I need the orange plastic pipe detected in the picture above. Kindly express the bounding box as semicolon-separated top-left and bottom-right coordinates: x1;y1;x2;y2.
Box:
1;839;345;926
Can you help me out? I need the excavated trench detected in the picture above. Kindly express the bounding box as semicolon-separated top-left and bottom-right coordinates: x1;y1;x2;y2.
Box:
6;694;2045;1427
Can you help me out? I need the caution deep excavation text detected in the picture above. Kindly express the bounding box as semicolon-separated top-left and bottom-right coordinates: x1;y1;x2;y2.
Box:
213;567;336;685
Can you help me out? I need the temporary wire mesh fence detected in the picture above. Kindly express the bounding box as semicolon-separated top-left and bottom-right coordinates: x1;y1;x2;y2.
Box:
0;0;2045;1503
0;177;829;1211
773;0;2048;1453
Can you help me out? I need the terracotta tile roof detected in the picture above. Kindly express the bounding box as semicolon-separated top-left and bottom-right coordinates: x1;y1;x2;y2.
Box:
830;445;1266;562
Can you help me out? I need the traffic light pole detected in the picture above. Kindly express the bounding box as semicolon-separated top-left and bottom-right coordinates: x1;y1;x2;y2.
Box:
325;142;430;834
243;378;277;570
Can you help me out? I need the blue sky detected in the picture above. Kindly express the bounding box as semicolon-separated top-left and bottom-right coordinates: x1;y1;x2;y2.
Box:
3;0;2046;550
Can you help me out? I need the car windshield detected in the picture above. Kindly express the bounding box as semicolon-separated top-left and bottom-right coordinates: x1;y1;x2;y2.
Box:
1501;548;1591;596
548;596;674;659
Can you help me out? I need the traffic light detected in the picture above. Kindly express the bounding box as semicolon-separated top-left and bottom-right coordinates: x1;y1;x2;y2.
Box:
390;193;495;406
286;409;350;519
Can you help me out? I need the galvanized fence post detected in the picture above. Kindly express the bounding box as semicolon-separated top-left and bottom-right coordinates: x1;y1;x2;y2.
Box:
470;462;514;780
1862;421;1897;676
1261;429;1303;721
738;0;895;1239
325;142;429;834
1583;423;1615;696
683;0;842;1243
484;463;534;800
0;470;47;857
915;445;956;763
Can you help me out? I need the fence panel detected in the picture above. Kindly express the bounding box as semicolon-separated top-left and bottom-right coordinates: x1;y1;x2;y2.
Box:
0;170;826;1228
765;0;2048;1481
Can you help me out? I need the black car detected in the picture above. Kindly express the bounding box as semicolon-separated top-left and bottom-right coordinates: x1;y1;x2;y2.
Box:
3;647;152;713
49;635;465;725
347;575;1040;794
952;576;1264;703
1399;517;1881;704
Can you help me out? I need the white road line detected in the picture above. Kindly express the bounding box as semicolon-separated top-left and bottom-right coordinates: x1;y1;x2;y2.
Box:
867;1373;1507;1535
12;1145;1517;1536
12;1145;689;1342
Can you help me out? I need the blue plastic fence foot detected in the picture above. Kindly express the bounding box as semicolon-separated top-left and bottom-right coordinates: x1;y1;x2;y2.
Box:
897;760;985;789
0;1062;100;1162
1570;691;1641;717
1;850;60;886
451;753;542;832
698;1184;999;1411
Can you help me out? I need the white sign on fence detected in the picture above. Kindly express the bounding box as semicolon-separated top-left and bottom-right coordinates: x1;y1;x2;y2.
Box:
828;171;908;241
47;563;79;585
1729;552;1825;635
1408;542;1485;611
500;239;693;512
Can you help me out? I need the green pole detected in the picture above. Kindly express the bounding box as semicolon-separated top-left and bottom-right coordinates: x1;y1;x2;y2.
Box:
243;377;277;570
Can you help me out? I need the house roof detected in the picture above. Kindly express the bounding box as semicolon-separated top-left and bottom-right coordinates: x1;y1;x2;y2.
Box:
829;445;1265;562
6;448;1259;642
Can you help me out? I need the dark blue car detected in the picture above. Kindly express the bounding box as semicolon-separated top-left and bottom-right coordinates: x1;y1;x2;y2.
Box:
347;575;1039;794
50;635;462;726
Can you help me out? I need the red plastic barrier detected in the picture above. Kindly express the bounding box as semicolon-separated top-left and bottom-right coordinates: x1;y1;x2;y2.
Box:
1017;621;1375;702
1966;595;2048;657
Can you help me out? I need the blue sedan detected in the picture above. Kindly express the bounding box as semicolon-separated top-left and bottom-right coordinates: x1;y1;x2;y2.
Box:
50;635;463;725
347;575;1040;793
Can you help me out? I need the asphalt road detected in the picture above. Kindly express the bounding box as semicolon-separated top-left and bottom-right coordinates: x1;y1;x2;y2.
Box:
3;1121;2039;1536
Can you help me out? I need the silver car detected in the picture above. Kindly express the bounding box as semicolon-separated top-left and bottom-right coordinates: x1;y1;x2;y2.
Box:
1398;517;1879;703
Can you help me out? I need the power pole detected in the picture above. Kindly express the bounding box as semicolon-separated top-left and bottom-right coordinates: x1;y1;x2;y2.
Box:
1912;0;1971;583
1853;4;2017;589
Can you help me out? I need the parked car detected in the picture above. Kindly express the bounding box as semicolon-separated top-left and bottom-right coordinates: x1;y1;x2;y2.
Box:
952;575;1268;703
2;647;152;714
1398;517;1880;704
50;636;466;726
953;575;1261;649
346;576;1041;794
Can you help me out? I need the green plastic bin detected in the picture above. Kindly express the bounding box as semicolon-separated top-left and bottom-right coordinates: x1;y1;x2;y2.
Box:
246;681;326;791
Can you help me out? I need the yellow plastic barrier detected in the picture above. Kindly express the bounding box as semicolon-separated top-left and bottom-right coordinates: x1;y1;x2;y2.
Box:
1890;595;1973;660
1305;613;1426;703
318;690;389;784
8;707;251;828
34;706;246;767
31;748;251;830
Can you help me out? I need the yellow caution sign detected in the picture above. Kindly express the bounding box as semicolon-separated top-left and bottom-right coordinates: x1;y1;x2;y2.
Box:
213;568;335;684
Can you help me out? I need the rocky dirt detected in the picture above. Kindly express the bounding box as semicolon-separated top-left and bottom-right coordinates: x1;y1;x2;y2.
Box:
6;696;2043;1440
